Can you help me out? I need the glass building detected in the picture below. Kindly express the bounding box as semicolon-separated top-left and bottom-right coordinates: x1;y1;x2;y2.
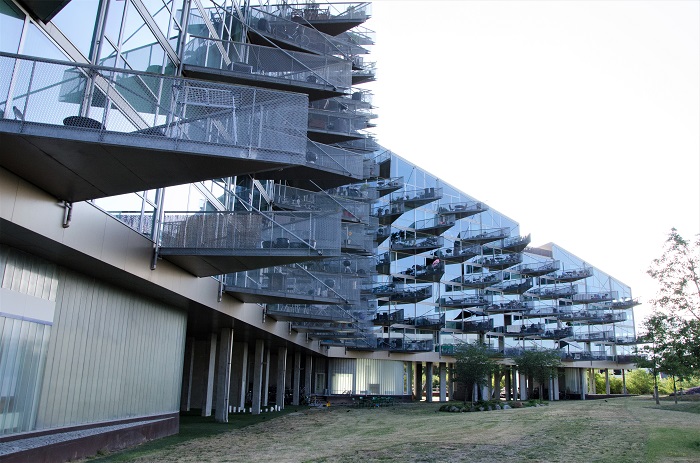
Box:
0;0;638;459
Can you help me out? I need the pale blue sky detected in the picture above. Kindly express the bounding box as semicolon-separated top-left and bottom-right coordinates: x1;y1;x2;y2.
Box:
365;0;700;326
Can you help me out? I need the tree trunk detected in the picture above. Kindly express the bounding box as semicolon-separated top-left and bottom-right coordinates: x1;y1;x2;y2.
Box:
673;376;678;405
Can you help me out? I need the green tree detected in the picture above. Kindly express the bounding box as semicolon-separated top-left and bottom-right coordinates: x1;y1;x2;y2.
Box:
512;349;561;402
625;369;653;395
453;342;499;404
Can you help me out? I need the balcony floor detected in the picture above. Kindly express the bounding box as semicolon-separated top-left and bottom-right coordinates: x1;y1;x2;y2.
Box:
0;120;295;202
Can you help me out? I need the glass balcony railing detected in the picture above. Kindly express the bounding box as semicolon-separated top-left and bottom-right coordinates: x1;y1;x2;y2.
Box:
484;234;532;254
411;216;456;236
571;291;618;304
372;284;432;306
307;108;371;139
375;177;404;196
472;253;523;270
511;260;560;277
304;141;365;180
484;300;533;314
596;297;641;310
486;278;533;295
572;331;614;343
182;37;352;91
540;267;593;284
458;227;509;245
439;295;491;309
445;319;493;333
392;261;445;283
0;53;309;201
441;244;481;264
390;235;443;255
437;201;488;220
372;202;406;226
272;183;370;222
445;271;502;290
524;285;578;300
373;309;405;325
389;187;443;209
492;324;545;337
404;313;445;330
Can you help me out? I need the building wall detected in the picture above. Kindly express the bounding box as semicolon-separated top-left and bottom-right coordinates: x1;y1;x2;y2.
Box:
34;265;187;429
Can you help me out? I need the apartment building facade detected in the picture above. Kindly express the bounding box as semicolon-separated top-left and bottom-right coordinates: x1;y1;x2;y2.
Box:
0;0;638;459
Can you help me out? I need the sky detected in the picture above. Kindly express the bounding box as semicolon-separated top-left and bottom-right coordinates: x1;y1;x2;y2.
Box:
363;0;700;327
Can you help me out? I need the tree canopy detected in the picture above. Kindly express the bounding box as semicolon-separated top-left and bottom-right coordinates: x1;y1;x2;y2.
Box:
512;349;561;401
453;342;499;404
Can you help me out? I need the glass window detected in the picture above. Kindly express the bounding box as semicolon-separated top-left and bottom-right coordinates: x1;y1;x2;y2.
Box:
0;0;24;54
22;23;65;60
51;0;100;58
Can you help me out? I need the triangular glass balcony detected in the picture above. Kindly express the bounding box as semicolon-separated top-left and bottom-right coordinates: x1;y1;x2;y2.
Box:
439;295;491;309
471;253;523;270
441;244;481;264
224;262;361;305
372;284;432;306
486;278;533;295
444;271;503;291
539;327;574;340
402;313;445;331
390;234;443;255
484;234;532;254
376;177;404;197
571;330;614;343
524;285;578;300
594;297;641;310
571;291;618;305
437;201;488;220
390;187;443;210
540;267;593;284
446;319;493;333
328;182;380;203
457;227;509;246
244;6;368;57
373;308;405;326
307;108;372;144
181;39;350;101
410;216;456;236
0;54;310;202
158;210;340;277
519;305;560;318
392;260;445;283
511;261;560;277
265;303;356;323
484;300;533;314
490;324;545;338
342;222;375;255
272;183;370;223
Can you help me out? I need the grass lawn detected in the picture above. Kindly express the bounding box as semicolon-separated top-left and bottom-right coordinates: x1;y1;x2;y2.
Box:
85;396;700;463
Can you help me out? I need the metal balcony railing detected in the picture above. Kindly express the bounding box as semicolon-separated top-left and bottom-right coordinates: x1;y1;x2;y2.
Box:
327;183;379;202
597;298;641;310
305;141;364;179
405;313;445;330
342;222;374;255
511;260;560;277
271;2;371;23
572;331;614;342
272;183;370;222
373;309;405;326
389;187;443;209
225;262;361;304
540;267;593;284
337;26;376;47
183;36;352;91
308;109;371;139
393;261;445;283
376;177;403;196
335;137;379;152
492;324;545;336
160;210;338;251
411;216;456;236
520;305;564;318
487;278;533;294
0;53;310;201
372;284;433;306
373;202;406;225
245;6;367;57
540;327;574;339
266;304;357;323
446;319;493;333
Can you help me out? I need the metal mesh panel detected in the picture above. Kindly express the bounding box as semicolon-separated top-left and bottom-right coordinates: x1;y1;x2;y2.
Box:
159;210;340;253
266;304;357;322
183;37;351;90
0;53;308;161
305;141;363;178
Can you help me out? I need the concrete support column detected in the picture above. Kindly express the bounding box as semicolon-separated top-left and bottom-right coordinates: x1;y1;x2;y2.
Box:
622;369;628;394
447;364;454;400
406;362;413;397
203;333;217;417
505;366;512;401
292;351;302;405
580;368;587;400
263;348;271;407
605;369;610;395
425;362;434;402
519;373;527;400
439;362;447;402
215;328;234;422
512;368;518;400
548;378;554;401
276;347;287;409
553;374;560;400
415;363;423;401
231;342;249;410
251;339;265;414
180;336;195;412
589;368;597;394
305;355;313;399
